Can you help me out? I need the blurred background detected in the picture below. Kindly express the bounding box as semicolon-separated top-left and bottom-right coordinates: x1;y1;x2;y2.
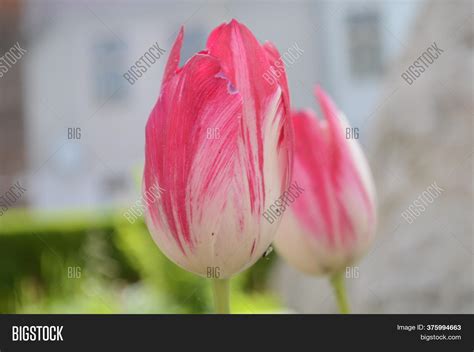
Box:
0;0;472;313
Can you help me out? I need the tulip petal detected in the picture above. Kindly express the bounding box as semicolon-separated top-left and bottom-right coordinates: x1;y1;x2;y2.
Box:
262;41;290;111
290;88;375;249
315;86;375;224
145;53;242;253
206;20;292;214
162;26;184;85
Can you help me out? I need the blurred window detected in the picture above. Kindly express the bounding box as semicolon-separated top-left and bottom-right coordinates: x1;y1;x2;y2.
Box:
347;11;383;77
102;174;128;194
93;37;127;102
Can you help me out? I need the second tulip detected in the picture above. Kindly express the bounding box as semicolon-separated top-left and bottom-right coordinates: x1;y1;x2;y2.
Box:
274;87;376;312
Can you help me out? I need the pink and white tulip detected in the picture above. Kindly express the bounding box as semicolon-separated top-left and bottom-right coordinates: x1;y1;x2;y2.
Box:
274;87;376;276
143;20;293;279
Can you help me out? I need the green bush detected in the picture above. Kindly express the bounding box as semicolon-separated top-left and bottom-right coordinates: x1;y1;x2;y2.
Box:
0;209;280;313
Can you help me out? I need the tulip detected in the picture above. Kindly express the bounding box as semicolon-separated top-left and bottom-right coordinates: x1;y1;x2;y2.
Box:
274;86;376;313
143;20;293;313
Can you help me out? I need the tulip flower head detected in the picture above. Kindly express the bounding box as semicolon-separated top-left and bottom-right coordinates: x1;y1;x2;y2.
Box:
143;20;293;279
274;87;376;276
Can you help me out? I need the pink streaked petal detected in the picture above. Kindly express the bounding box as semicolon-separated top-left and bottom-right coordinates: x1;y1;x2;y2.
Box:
206;19;292;213
291;110;338;244
206;20;279;108
144;54;242;253
263;41;294;175
315;86;374;220
262;41;290;111
290;88;374;248
162;27;184;86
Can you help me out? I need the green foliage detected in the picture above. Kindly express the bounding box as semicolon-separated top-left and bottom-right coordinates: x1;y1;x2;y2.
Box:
0;209;280;313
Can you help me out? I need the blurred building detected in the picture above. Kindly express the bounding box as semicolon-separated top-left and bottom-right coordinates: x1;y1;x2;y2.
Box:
4;0;421;211
312;0;421;135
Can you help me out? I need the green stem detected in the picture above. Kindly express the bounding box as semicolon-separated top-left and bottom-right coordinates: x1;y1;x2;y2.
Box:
212;278;230;314
330;271;350;314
